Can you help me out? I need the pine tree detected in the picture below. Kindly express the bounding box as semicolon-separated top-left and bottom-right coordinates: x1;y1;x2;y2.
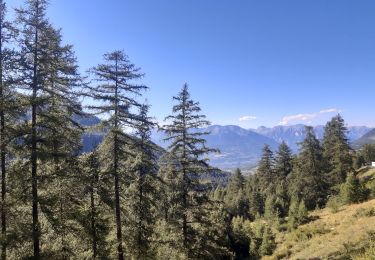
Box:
224;168;248;217
161;84;218;258
259;227;276;256
275;141;293;179
87;50;146;260
288;126;328;209
323;115;352;186
15;0;85;256
340;173;369;204
79;151;111;259
125;104;159;259
256;144;275;193
0;1;19;259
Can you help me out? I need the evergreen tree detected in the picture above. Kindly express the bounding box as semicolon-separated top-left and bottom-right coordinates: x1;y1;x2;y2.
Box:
274;181;289;217
87;50;146;260
361;144;375;165
340;173;369;204
228;168;245;191
0;1;19;259
79;151;111;259
125;104;159;259
256;144;275;193
224;168;248;217
288;126;328;209
259;227;276;256
161;84;217;258
16;1;83;257
323;115;352;186
275;141;293;179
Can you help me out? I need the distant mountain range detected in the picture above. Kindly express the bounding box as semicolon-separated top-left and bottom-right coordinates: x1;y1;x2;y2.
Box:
151;124;372;171
76;116;374;171
253;124;371;152
352;129;375;149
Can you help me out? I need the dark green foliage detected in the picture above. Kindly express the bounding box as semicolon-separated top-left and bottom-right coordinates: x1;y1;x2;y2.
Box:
159;84;223;259
288;199;308;230
224;169;249;218
360;144;375;165
87;50;146;260
0;1;20;259
354;154;366;170
78;151;111;259
323;114;352;186
259;227;276;256
123;104;159;259
340;173;369;204
288;126;328;210
275;141;293;179
256;144;275;193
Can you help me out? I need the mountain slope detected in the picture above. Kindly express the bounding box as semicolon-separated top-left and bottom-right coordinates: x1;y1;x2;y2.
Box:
152;125;279;171
353;128;375;149
268;199;375;260
254;125;371;152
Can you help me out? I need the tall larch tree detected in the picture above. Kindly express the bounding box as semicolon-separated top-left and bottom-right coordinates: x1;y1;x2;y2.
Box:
275;141;293;179
36;25;83;258
125;104;158;259
161;84;218;258
256;144;275;193
323;114;352;187
15;0;53;257
0;1;19;259
87;50;146;260
16;0;84;257
288;126;328;209
79;150;111;259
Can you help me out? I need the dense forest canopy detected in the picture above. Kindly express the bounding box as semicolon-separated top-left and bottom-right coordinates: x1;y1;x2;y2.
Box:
0;0;374;259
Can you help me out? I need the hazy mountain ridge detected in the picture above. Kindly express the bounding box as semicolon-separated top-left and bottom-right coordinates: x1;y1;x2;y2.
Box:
352;128;375;149
151;124;373;170
77;116;373;170
253;124;371;152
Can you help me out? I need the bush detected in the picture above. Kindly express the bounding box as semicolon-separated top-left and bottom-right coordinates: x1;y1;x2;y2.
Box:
340;173;369;204
259;227;276;256
326;196;342;213
354;207;375;218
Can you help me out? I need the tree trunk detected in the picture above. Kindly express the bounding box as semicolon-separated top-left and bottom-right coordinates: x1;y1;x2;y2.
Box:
0;3;6;257
31;4;40;257
113;56;124;260
90;181;97;259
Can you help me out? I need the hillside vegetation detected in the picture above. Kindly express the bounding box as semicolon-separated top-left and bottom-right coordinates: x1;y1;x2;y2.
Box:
267;199;375;259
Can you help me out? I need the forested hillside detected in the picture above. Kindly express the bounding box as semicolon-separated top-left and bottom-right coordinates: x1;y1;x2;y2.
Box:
0;0;374;259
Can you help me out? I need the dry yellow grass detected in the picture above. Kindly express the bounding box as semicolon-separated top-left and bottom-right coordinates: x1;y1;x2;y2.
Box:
356;167;375;180
265;199;375;260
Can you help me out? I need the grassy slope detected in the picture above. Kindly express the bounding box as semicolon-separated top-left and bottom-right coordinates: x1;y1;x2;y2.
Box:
265;168;375;260
266;199;375;259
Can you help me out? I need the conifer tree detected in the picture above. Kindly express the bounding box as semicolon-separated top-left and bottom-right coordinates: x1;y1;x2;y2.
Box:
87;50;146;260
275;141;293;179
161;84;217;258
16;0;84;256
340;173;368;204
256;145;275;193
323;115;352;186
79;151;111;259
288;126;328;209
125;104;159;259
224;168;248;217
0;1;19;258
259;227;276;256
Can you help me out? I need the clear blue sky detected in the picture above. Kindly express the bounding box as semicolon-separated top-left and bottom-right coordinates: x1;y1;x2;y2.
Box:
8;0;375;128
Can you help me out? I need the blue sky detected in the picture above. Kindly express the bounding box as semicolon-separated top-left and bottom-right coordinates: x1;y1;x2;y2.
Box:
8;0;375;128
